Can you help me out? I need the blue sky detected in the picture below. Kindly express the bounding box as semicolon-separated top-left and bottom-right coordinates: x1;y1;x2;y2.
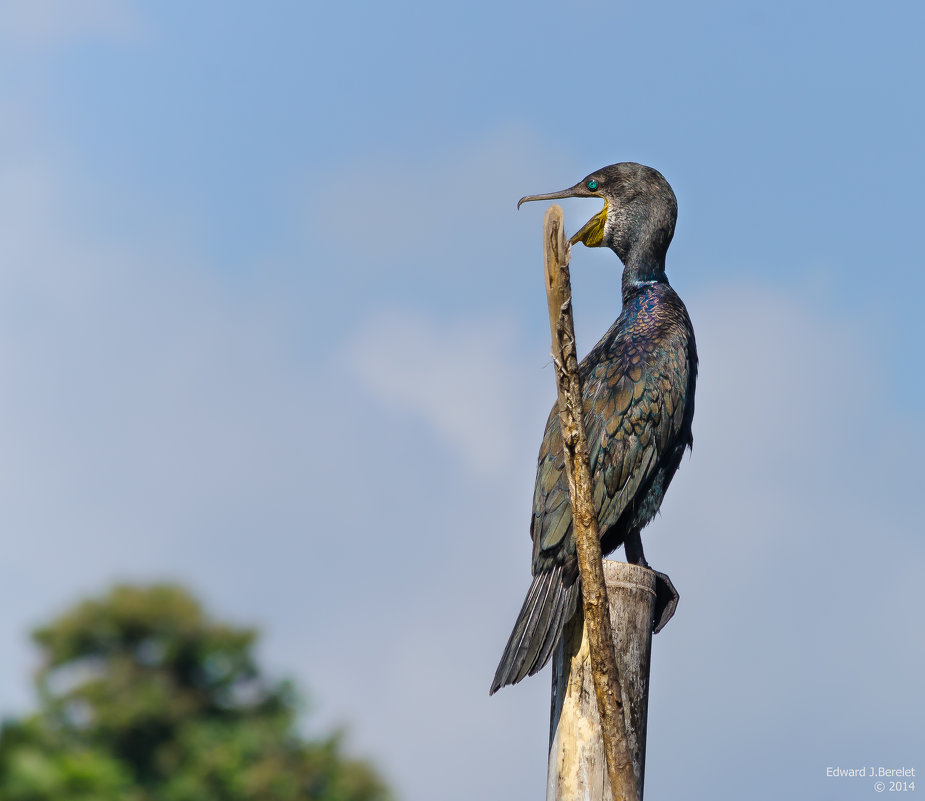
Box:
0;2;923;800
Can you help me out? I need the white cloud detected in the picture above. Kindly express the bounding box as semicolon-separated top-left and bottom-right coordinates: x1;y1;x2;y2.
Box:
310;128;541;251
302;125;602;287
0;0;144;46
344;311;538;476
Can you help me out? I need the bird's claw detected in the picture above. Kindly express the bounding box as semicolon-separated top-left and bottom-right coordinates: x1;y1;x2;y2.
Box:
651;569;679;634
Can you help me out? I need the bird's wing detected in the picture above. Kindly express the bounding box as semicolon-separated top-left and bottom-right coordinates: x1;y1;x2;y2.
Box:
530;334;691;575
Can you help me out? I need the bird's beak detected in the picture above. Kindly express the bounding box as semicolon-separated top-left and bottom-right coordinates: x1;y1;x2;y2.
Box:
517;182;608;248
517;182;592;209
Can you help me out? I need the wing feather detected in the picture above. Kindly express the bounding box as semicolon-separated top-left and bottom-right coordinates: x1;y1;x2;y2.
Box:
531;316;692;575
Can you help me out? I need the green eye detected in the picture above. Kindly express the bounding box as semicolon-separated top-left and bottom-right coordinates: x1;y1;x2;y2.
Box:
587;179;599;191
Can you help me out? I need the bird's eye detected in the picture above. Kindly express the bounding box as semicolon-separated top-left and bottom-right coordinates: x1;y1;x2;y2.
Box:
587;179;599;191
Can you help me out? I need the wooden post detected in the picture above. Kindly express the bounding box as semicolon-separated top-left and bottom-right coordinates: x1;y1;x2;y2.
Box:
541;206;640;801
547;561;657;801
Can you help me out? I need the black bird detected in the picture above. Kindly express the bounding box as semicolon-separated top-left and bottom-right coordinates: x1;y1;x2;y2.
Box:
490;163;697;695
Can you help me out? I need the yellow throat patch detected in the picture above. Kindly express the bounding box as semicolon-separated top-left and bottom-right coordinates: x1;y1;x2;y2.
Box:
569;200;608;247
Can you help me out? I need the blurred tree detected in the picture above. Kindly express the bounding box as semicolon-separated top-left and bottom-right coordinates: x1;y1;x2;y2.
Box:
0;584;392;801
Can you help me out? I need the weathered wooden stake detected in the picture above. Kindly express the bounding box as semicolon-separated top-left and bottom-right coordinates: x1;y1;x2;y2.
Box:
541;206;640;801
547;561;656;801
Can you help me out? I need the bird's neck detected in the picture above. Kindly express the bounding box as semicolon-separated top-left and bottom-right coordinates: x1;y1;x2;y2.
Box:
620;249;668;303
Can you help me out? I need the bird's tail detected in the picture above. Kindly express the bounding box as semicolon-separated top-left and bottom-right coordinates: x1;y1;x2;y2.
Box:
489;565;579;695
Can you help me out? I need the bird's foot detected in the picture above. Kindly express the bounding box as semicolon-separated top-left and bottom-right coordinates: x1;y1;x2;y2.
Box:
651;569;679;634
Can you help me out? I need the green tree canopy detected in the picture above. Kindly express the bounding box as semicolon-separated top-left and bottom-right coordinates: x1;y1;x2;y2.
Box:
0;584;392;801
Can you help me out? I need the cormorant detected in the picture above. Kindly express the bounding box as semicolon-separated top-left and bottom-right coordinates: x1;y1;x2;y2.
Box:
490;163;697;695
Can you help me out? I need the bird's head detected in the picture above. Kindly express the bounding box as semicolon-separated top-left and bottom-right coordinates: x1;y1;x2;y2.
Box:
518;162;677;268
